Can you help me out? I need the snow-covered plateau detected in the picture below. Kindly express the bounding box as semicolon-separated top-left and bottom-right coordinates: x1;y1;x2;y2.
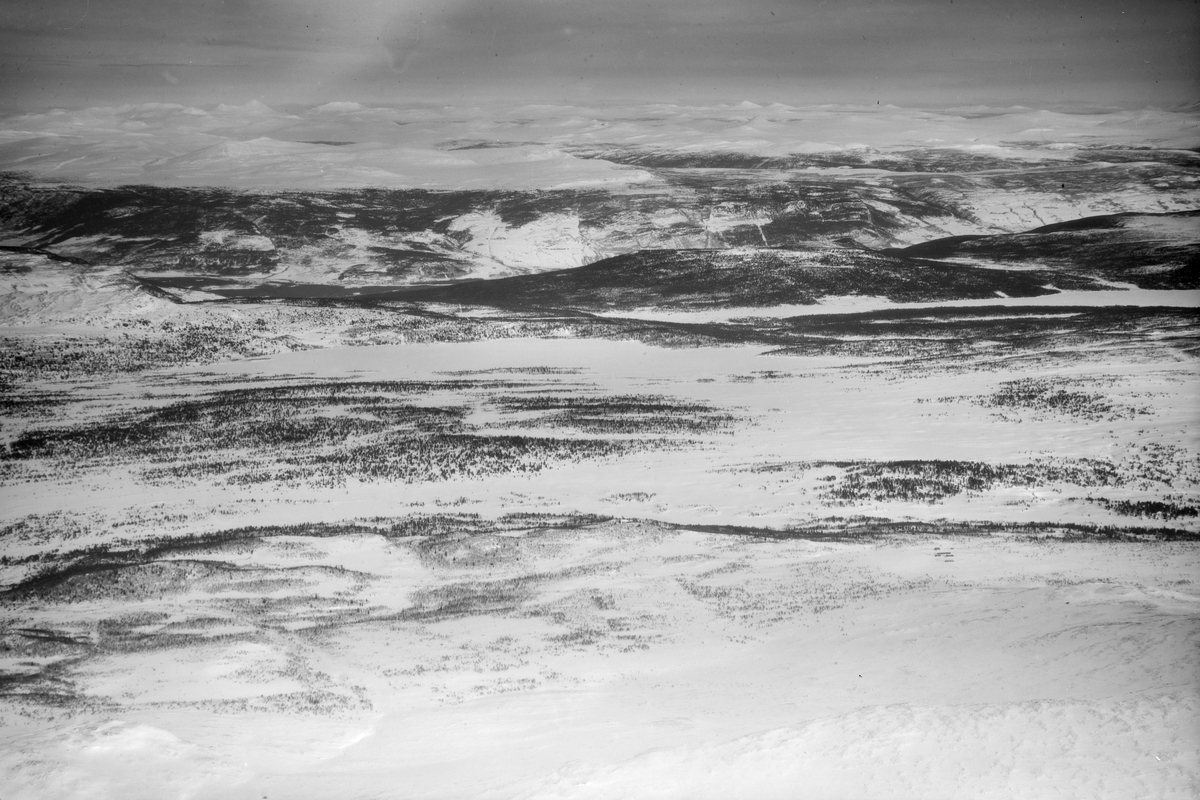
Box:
1;101;1198;799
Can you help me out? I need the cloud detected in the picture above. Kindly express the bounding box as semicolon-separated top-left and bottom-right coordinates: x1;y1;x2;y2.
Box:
2;0;1196;110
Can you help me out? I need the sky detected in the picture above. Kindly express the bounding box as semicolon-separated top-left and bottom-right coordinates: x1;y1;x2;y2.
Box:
1;0;1197;112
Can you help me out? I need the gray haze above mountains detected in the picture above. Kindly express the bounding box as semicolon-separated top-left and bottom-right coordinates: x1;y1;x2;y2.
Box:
2;0;1197;112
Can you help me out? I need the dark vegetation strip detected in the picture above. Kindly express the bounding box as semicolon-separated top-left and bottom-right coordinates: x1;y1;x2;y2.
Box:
2;381;529;460
969;377;1150;421
668;517;1200;542
3;382;721;487
0;513;614;599
7;511;1197;609
233;433;641;486
492;393;740;434
749;457;1198;504
818;459;1125;503
1085;498;1200;520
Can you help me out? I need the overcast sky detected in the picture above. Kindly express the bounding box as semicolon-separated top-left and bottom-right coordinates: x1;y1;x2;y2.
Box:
2;0;1197;112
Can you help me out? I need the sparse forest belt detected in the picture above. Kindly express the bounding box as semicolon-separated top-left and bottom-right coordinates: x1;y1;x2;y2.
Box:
0;381;728;487
739;457;1199;517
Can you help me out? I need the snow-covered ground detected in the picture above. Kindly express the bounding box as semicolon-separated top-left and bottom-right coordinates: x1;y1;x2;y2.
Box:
1;99;1198;799
0;527;1196;799
2;322;1198;798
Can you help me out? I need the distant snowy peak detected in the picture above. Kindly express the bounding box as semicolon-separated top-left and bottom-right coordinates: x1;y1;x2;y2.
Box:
313;101;371;114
